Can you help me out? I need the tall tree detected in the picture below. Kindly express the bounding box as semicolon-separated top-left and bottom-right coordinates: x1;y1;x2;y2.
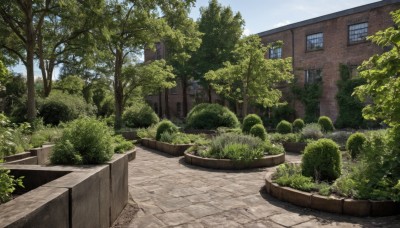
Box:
354;10;400;127
192;0;244;102
205;35;293;117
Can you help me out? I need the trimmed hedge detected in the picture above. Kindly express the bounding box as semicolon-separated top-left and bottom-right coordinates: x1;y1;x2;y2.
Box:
242;114;263;133
122;103;159;128
186;103;239;130
346;132;367;159
156;120;178;141
250;124;267;141
302;139;342;182
318;116;334;132
292;118;305;132
276;120;292;134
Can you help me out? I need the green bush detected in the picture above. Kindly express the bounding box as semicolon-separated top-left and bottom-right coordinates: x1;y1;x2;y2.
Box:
242;114;263;133
268;133;300;143
301;139;342;181
324;131;352;148
292;119;305;132
30;127;63;148
156;120;178;141
160;132;209;145
186;103;239;130
346;132;367;159
39;92;96;126
0;114;31;157
0;166;24;203
51;117;114;165
122;103;159;128
113;135;134;153
276;120;292;134
274;163;315;192
301;123;323;140
318;116;334;132
249;124;267;141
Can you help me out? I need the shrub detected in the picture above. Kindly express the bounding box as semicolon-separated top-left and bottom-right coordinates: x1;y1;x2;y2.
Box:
30;127;63;148
318;116;334;132
137;124;158;139
292;119;305;132
113;135;134;153
39;92;96;126
249;124;267;141
276;120;292;134
268;133;300;143
186;103;239;130
274;163;315;192
242;114;263;133
301;123;323;140
0;114;31;157
0;166;24;203
122;103;159;128
302;139;342;181
346;132;367;159
156;120;178;141
50;117;114;165
324;131;352;148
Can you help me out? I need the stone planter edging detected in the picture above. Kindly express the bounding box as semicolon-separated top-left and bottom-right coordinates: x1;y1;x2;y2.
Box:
264;170;400;217
141;138;193;156
184;152;285;170
282;142;307;153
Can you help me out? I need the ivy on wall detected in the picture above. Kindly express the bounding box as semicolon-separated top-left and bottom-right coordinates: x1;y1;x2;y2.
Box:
291;79;322;123
335;64;365;128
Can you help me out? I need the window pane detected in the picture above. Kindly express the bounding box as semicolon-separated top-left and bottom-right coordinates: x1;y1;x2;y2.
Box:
306;33;323;51
349;22;368;43
269;46;282;59
305;69;322;84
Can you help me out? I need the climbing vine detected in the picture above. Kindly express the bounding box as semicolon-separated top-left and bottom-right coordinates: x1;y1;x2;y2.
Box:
291;79;322;123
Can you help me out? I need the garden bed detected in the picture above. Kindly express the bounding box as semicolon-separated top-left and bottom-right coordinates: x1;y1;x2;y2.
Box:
282;142;307;153
264;169;400;217
0;149;136;227
184;151;285;170
141;138;193;156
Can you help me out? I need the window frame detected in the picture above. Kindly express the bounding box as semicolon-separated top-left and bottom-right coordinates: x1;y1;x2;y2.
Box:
348;22;368;44
269;46;282;59
306;33;324;51
304;69;323;85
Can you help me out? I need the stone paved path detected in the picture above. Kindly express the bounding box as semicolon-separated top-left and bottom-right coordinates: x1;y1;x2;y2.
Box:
126;146;400;227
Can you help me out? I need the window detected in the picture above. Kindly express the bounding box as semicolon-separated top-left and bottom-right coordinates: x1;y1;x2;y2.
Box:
305;69;322;84
306;33;323;51
269;46;282;59
348;22;368;44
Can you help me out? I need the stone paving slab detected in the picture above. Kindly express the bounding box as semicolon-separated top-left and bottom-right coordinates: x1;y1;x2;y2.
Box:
126;147;400;227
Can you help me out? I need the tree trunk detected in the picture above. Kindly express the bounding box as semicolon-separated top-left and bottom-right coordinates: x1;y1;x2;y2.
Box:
114;49;124;129
164;88;169;119
182;77;188;117
25;2;36;122
207;85;212;103
242;93;248;117
158;89;163;117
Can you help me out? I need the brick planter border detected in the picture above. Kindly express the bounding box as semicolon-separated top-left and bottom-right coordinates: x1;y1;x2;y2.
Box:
264;170;400;217
282;142;307;153
184;151;285;170
141;138;193;156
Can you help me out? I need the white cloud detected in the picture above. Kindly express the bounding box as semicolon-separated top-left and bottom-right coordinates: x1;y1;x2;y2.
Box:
273;20;291;28
243;28;251;36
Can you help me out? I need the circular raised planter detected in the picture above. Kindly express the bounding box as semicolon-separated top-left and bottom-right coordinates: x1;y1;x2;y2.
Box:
141;138;193;156
264;170;400;217
282;142;307;153
184;151;285;170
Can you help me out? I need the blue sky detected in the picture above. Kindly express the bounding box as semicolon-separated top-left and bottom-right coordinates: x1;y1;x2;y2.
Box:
12;0;380;78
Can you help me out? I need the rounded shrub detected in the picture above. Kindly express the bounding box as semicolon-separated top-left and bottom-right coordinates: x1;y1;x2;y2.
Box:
156;120;178;141
122;103;159;128
301;139;342;181
318;116;334;132
276;120;292;134
242;114;263;133
50;117;114;165
292;118;305;132
346;132;367;159
186;103;239;130
249;124;267;141
39;91;96;126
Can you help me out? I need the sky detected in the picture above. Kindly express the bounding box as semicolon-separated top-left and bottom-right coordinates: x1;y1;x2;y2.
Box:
12;0;380;78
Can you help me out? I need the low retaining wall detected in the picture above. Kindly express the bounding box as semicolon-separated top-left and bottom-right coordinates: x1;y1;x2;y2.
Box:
4;145;54;165
184;152;285;170
282;142;307;153
0;149;136;227
264;170;400;217
141;138;193;156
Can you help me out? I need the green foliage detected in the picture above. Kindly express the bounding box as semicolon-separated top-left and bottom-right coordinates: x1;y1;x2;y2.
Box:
122;103;159;128
0;166;24;204
242;114;263;133
292;82;322;123
266;104;295;128
51;117;114;165
113;135;134;154
249;124;267;141
274;163;315;192
335;64;365;128
324;131;352;148
318;116;334;132
205;35;293;116
39;91;96;126
30;127;63;148
268;133;301;143
137;124;158;139
346;133;367;159
302;139;342;182
160;132;209;145
0;114;31;158
186;103;239;130
276;120;292;134
301;123;323;140
54;75;84;95
156;120;178;141
354;10;400;127
292;119;305;132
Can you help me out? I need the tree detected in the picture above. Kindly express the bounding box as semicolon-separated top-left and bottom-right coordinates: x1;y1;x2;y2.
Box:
205;35;293;117
192;0;244;102
354;10;400;127
0;60;9;91
54;75;85;96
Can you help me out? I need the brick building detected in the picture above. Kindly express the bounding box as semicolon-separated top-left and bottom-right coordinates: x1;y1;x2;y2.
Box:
259;0;400;121
145;0;400;120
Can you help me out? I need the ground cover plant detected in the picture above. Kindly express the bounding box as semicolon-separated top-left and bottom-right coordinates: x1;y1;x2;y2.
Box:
0;166;24;204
